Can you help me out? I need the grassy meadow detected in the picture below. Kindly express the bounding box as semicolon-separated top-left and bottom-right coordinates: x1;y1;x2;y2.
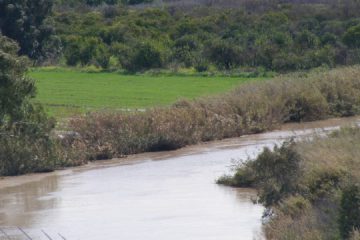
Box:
30;68;263;117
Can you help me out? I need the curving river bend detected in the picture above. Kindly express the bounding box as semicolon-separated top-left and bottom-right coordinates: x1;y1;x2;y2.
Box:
0;117;359;240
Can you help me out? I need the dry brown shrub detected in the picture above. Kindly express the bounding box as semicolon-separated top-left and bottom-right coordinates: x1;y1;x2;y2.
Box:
68;66;360;160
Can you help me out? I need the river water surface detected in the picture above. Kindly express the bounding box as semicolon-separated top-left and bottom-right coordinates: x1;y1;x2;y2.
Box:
0;117;359;240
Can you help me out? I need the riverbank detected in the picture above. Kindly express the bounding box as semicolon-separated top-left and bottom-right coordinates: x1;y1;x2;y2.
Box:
218;121;360;239
2;115;359;189
67;66;360;162
3;66;360;177
2;116;360;239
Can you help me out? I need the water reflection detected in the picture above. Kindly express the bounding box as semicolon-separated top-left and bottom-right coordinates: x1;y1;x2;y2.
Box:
0;175;60;226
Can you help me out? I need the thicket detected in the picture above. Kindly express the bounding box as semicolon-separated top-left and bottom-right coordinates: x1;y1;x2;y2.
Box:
0;35;85;176
67;66;360;160
2;0;360;72
49;0;360;72
217;127;360;240
55;0;152;7
0;0;61;62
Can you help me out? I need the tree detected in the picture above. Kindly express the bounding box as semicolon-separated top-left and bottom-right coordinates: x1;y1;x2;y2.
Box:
64;36;110;68
207;39;241;70
0;35;58;176
173;35;201;67
82;0;152;6
0;0;60;62
339;184;360;239
85;0;119;6
343;24;360;48
0;35;35;123
121;0;153;5
127;42;164;72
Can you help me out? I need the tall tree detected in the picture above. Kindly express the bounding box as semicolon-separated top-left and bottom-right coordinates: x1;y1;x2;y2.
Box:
0;0;60;62
0;34;58;176
0;35;35;124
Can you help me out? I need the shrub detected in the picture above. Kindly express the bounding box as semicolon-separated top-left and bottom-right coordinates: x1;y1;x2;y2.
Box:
220;123;360;240
278;195;311;218
229;141;301;207
207;39;242;70
127;42;164;72
0;35;86;176
344;24;360;48
173;35;201;67
64;36;110;68
340;184;360;239
68;66;360;161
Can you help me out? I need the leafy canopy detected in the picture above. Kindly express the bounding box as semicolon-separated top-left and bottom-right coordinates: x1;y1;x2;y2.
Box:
0;0;60;61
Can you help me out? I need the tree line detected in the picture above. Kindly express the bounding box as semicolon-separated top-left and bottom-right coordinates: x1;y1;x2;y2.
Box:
2;0;360;73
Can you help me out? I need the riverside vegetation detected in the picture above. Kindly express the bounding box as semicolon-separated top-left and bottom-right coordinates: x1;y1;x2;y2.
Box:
217;127;360;240
2;1;360;238
0;36;86;176
4;0;360;174
3;38;360;174
2;1;360;73
48;0;360;72
69;66;360;160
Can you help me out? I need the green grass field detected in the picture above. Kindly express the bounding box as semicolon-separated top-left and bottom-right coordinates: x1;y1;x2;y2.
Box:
30;69;263;117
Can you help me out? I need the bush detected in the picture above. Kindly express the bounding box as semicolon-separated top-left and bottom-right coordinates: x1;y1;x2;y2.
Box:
340;184;360;239
0;35;86;176
173;35;201;67
207;39;242;70
54;2;360;72
344;24;360;48
64;36;110;69
228;141;301;207
126;42;165;72
219;122;360;239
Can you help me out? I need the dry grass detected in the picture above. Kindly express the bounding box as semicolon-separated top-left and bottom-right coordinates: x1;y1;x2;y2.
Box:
267;129;360;239
220;126;360;239
298;127;360;183
67;66;360;160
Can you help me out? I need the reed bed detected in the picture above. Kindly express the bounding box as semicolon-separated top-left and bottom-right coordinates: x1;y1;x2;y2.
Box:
68;66;360;160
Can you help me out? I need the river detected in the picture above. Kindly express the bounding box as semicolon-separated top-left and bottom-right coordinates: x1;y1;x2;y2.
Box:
0;117;359;240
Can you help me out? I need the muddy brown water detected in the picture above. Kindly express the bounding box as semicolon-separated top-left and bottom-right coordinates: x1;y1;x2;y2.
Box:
0;117;359;240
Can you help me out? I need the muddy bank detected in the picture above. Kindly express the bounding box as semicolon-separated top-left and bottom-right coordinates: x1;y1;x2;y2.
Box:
1;116;359;190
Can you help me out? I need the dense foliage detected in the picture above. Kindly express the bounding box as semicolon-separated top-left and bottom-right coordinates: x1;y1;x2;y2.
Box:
2;0;360;72
218;127;360;239
0;35;85;175
51;0;360;72
0;35;54;174
55;0;152;7
0;36;34;123
0;0;61;62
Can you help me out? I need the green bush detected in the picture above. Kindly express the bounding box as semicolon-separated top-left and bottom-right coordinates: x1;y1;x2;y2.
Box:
0;0;59;61
52;2;360;72
229;141;301;207
340;184;360;239
127;42;165;72
0;106;57;175
344;24;360;48
0;35;85;176
207;39;242;70
219;123;360;239
64;36;110;69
